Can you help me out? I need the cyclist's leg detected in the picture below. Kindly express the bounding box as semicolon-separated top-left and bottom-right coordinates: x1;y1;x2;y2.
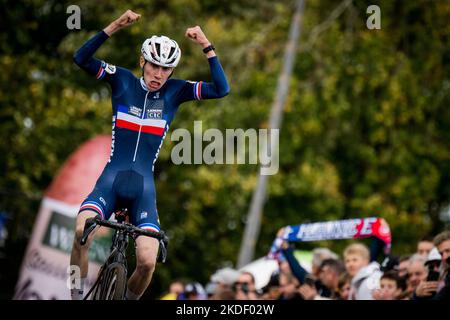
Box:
70;184;115;299
70;210;98;291
126;179;160;299
127;235;159;299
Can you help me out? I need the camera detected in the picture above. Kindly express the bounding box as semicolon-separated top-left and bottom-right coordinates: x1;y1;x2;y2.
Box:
241;282;249;294
426;261;440;282
427;269;440;282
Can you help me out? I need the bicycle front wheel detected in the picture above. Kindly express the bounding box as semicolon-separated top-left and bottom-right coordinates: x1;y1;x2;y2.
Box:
100;264;127;300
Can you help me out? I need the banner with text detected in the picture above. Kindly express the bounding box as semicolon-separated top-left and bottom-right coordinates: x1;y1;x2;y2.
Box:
268;217;391;260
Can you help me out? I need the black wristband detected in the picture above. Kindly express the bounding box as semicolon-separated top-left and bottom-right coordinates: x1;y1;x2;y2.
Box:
202;44;215;54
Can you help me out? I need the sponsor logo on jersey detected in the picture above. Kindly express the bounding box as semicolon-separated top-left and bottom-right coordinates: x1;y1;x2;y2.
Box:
109;115;116;163
129;106;142;117
105;64;116;74
145;99;164;119
147;109;162;119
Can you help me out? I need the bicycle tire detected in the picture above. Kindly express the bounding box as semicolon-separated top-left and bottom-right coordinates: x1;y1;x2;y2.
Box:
99;263;127;300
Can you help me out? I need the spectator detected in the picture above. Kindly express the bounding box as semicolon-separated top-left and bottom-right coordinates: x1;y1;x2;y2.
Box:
373;271;403;300
434;230;450;268
281;243;333;297
234;271;259;300
179;282;207;300
426;247;442;278
311;248;339;277
297;273;337;300
318;258;345;298
417;236;434;258
413;247;441;300
344;243;382;300
297;281;328;300
278;232;337;298
406;254;427;298
160;279;184;300
432;230;450;300
398;254;412;278
207;267;240;297
260;271;281;300
336;272;352;300
278;270;302;300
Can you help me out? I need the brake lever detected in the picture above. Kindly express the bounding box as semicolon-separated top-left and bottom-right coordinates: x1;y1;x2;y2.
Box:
157;239;167;263
80;217;98;246
157;233;169;263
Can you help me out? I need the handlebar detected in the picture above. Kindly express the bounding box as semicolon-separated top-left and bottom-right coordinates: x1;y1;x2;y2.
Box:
80;216;169;262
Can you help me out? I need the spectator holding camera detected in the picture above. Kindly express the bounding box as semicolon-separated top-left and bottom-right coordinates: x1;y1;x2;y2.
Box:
415;248;440;298
234;271;260;300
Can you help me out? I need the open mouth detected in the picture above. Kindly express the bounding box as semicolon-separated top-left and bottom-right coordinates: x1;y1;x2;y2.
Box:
149;81;160;88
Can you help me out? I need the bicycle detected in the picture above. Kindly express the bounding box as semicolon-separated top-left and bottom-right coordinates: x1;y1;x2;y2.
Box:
79;208;169;300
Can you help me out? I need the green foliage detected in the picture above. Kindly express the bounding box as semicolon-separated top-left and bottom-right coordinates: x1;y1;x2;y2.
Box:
1;0;450;298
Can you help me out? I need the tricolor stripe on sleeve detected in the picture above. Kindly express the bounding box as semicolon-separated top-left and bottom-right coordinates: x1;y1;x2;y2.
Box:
137;223;160;233
96;66;106;80
193;81;203;100
79;201;105;218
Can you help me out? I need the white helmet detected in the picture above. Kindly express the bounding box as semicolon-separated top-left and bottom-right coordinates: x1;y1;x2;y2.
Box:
141;35;181;68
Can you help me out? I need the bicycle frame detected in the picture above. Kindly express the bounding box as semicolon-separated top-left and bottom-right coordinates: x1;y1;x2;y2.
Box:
83;228;129;300
80;210;168;300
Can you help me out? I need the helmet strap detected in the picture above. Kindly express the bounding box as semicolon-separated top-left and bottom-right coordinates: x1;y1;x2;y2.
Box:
141;61;147;77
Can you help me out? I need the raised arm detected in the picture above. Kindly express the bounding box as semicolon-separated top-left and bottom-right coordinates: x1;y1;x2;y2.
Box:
185;26;230;98
281;241;309;284
73;10;141;78
103;10;141;37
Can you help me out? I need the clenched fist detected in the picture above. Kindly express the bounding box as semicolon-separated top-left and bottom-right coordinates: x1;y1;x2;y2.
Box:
185;26;210;48
114;10;141;28
104;10;141;36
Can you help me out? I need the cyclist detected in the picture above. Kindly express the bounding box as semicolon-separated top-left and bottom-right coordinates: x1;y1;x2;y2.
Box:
69;9;229;300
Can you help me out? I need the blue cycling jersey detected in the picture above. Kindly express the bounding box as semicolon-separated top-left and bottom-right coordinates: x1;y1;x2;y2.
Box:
73;31;229;231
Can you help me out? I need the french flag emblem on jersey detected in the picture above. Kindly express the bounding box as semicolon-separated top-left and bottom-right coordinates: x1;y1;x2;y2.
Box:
116;105;167;136
193;81;203;100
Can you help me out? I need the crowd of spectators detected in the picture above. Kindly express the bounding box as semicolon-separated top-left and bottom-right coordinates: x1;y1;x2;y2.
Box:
159;230;450;300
